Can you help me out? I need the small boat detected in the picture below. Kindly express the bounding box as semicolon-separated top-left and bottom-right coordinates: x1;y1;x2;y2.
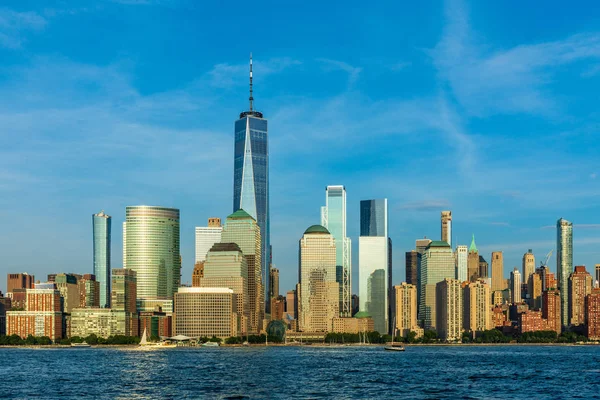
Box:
202;341;219;347
384;319;405;352
71;342;91;348
138;328;177;349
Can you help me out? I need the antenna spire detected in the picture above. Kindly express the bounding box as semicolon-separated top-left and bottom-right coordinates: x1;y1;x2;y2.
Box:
249;53;254;111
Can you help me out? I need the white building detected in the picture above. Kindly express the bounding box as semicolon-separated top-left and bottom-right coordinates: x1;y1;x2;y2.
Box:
455;245;468;282
510;268;522;303
195;218;223;263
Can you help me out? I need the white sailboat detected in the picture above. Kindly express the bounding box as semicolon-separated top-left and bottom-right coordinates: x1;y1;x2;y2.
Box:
384;318;405;351
140;328;148;345
138;328;177;349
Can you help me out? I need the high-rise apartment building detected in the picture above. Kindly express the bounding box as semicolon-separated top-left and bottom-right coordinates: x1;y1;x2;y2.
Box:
6;287;63;341
415;238;432;311
455;245;468;282
7;273;34;295
436;278;463;341
174;287;237;338
123;206;180;312
321;186;352;317
478;256;488;280
543;289;561;334
195;218;223;263
78;274;100;308
463;280;492;337
92;210;111;308
405;251;418;286
233;56;270;312
528;272;542;310
394;283;419;337
557;218;573;328
467;235;479;282
112;268;138;336
510;268;522;303
270;267;280;301
221;209;262;333
55;273;80;313
298;225;338;332
358;199;388;333
491;251;504;291
569;266;593;327
522;249;535;285
419;241;455;330
586;289;600;340
441;211;452;247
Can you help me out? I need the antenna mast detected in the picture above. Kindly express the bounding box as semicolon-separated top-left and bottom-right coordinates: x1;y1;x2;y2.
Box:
249;53;253;111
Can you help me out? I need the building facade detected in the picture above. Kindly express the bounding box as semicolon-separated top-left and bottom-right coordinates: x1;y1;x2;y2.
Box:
321;186;352;317
78;274;100;308
7;273;34;294
405;250;418;286
6;288;63;341
569;266;593;327
111;268;138;336
441;211;452;247
510;268;522;303
467;235;479;282
586;289;600;340
394;283;419;337
455;245;468;283
491;251;504;292
195;218;223;263
419;241;455;330
522;249;535;285
123;206;180;312
436;278;463;341
557;218;573;328
174;287;237;338
92;210;111;308
463;280;492;337
543;289;561;334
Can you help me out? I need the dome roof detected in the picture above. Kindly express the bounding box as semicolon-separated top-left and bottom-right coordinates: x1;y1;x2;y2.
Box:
304;225;330;235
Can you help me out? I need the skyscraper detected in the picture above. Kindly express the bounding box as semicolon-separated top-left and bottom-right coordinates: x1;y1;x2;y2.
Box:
394;283;419;338
441;211;452;247
557;218;573;328
359;199;388;333
595;264;600;287
463;280;492;337
405;250;418;286
569;266;593;327
298;225;338;332
93;211;111;308
123;206;181;312
112;268;138;336
522;249;535;285
321;186;351;317
415;238;432;312
221;209;262;333
195;218;223;263
419;241;455;330
510;268;522;303
455;245;468;282
233;54;270;312
467;235;479;282
491;251;504;291
436;278;463;341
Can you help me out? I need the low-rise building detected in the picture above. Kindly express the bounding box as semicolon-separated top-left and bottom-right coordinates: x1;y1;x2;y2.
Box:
173;287;237;338
331;312;375;334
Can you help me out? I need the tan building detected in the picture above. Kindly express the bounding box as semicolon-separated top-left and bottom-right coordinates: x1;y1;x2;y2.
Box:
221;209;263;333
569;266;593;327
332;313;375;334
522;249;535;285
463;280;492;337
528;273;542;310
55;273;80;313
173;287;237;338
542;289;561;334
441;211;452;246
467;235;479;282
394;283;419;337
436;278;463;341
491;252;504;292
71;308;116;338
270;267;280;302
192;261;204;287
298;225;338;333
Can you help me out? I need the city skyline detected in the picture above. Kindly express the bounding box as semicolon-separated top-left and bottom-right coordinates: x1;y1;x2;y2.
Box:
2;1;600;296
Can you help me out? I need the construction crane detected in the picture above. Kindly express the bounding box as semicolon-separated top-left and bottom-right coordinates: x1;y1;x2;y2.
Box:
540;250;553;267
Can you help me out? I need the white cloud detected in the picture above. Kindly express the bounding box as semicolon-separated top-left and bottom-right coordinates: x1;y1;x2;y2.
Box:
0;8;46;49
317;58;362;87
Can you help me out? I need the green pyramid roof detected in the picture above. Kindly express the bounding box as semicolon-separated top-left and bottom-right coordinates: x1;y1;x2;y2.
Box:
304;225;330;235
228;209;255;220
353;311;371;319
469;234;478;252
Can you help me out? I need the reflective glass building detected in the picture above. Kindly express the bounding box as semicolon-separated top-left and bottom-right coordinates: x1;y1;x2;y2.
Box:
557;217;573;328
358;199;389;333
123;206;181;312
321;186;351;317
92;210;111;308
233;58;270;311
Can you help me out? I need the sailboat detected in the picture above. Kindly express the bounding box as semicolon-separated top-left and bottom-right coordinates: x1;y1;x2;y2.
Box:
384;319;405;352
138;328;177;349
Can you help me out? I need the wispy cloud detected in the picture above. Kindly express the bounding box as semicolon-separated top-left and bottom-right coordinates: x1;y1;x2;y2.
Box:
317;58;362;87
490;222;510;227
0;8;46;49
399;200;451;211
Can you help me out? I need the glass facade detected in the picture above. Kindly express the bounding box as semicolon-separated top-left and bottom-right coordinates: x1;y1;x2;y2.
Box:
321;186;351;317
557;218;573;328
419;241;455;330
123;206;180;311
92;211;111;308
233;115;270;312
358;199;389;333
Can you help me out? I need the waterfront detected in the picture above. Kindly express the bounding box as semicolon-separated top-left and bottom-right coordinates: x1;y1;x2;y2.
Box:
1;346;599;399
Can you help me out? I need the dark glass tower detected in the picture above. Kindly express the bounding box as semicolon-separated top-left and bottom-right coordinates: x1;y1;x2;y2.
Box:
233;54;270;313
92;210;111;308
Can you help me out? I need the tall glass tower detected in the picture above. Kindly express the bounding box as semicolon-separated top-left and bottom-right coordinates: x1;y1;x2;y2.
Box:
557;217;573;329
321;186;351;317
92;211;111;308
233;54;270;312
123;206;181;312
358;199;388;333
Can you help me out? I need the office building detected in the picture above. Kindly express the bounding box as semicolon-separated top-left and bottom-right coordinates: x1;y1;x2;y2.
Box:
286;290;297;320
233;56;270;312
478;256;488;280
6;288;63;341
522;249;535;285
405;250;418;286
0;293;11;336
441;211;452;247
78;274;100;308
455;245;468;282
419;241;455;330
510;268;522;303
491;251;504;291
394;283;419;337
270;267;279;301
71;308;116;338
436;278;463;341
557;218;573;328
92;210;111;308
112;269;138;336
54;273;79;313
174;287;237;338
192;262;204;287
415;238;432;311
321;186;352;317
195;218;223;263
298;225;338;332
221;209;262;333
569;266;593;327
528;273;542;310
358;199;389;333
467;235;479;282
6;273;34;294
586;289;600;340
332;314;375;334
543;289;561;334
463;280;492;337
123;206;180;312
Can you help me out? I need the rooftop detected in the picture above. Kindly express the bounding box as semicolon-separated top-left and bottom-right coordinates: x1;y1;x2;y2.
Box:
227;209;255;220
304;225;330;235
426;240;451;248
208;243;242;253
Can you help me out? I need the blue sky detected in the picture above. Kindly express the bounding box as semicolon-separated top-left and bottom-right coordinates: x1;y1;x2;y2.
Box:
1;0;600;294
